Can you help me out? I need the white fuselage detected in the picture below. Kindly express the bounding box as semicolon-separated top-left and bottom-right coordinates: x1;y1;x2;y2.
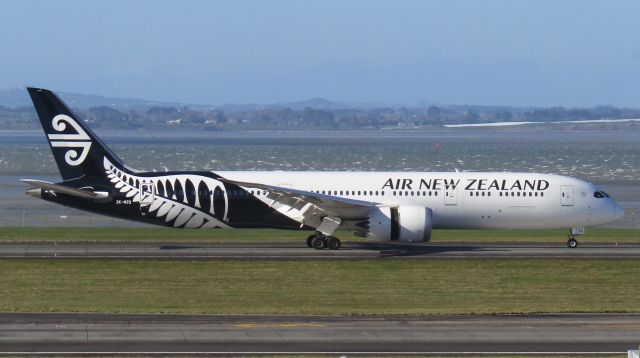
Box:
217;171;623;230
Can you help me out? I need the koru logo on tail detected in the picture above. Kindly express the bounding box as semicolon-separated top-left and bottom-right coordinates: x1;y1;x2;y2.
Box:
47;114;92;166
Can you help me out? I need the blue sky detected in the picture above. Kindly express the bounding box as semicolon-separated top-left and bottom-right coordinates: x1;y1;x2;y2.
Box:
1;0;639;106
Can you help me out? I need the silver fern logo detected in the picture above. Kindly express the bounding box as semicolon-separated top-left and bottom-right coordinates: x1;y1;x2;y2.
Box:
103;157;230;229
47;114;92;166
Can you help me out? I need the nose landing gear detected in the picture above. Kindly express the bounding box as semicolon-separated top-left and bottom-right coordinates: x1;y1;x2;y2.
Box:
306;233;341;250
567;227;585;248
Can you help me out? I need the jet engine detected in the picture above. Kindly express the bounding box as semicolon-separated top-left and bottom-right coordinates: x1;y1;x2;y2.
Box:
355;206;433;242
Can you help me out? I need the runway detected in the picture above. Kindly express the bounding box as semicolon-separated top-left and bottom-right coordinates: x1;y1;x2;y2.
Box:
1;241;640;259
0;313;637;354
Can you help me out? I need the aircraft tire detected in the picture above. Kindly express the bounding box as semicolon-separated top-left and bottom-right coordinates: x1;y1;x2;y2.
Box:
306;234;317;248
567;238;578;248
311;236;327;250
326;236;341;250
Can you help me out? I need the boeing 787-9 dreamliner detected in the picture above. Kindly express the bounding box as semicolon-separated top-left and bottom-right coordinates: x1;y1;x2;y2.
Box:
22;88;624;249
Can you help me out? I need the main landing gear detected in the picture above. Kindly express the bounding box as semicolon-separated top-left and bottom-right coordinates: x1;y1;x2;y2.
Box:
567;227;585;248
306;233;341;250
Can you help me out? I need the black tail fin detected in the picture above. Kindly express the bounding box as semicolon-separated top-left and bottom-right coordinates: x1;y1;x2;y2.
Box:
27;87;126;181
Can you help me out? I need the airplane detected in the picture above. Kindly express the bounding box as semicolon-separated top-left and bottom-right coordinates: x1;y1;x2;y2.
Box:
22;87;624;249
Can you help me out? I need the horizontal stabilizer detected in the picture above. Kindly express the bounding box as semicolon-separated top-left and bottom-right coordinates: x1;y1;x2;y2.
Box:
20;179;108;199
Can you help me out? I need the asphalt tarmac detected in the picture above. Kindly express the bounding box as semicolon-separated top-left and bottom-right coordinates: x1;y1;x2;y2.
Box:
1;241;640;260
1;313;638;354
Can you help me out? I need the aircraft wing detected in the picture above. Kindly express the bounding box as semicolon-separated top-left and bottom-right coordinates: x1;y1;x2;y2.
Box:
21;179;109;199
219;178;376;222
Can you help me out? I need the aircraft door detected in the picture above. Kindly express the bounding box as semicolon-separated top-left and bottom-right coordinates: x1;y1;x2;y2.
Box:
140;182;155;212
560;185;574;206
444;187;458;206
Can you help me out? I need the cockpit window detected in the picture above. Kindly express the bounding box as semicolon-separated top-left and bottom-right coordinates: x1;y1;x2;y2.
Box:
594;191;610;199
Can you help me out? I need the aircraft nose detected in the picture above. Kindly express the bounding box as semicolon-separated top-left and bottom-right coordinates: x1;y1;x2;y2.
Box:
613;202;624;221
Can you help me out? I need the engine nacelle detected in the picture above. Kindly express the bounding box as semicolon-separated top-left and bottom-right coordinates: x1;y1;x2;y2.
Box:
356;206;433;243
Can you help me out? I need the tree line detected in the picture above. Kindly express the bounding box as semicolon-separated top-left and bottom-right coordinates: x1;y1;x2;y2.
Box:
1;103;640;130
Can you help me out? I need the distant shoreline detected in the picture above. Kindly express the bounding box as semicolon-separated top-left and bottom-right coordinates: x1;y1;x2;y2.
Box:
2;120;640;133
444;118;640;128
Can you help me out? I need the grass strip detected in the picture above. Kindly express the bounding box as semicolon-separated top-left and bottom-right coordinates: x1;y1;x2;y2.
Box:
0;259;638;315
0;227;638;243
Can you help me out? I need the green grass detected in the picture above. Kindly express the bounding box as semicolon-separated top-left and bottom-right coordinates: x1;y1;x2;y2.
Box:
1;259;638;315
0;227;638;243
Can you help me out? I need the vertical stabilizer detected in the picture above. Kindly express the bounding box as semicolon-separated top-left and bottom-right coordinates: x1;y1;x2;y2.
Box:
27;87;126;181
